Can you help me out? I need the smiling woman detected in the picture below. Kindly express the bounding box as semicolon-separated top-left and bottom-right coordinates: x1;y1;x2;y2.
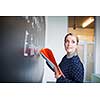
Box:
64;33;79;55
44;32;84;83
55;33;84;83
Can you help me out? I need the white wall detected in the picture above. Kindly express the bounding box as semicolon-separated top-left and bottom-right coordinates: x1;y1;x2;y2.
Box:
95;16;100;74
42;16;68;83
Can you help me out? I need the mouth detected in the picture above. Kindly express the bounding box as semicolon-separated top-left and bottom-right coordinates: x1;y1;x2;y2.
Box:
67;47;72;49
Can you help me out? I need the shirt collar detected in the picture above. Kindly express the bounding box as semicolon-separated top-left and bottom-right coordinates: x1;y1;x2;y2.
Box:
66;52;77;58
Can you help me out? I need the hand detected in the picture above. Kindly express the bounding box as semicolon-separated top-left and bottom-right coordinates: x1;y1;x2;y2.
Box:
54;65;65;78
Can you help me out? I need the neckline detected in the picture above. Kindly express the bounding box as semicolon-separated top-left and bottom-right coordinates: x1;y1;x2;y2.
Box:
66;52;77;59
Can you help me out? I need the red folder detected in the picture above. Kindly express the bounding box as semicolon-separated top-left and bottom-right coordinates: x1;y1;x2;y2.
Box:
40;48;65;77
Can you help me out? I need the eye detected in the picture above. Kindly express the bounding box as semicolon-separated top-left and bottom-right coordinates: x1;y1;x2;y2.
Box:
72;40;75;44
65;40;69;43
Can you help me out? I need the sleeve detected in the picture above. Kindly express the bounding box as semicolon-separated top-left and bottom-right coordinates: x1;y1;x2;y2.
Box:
56;76;74;83
56;63;84;83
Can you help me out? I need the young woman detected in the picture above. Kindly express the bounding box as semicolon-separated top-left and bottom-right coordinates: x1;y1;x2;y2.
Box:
55;33;84;83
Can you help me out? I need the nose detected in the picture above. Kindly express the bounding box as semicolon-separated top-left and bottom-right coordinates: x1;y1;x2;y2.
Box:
67;41;72;46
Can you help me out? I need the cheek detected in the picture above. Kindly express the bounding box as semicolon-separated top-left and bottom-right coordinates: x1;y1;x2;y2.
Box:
73;45;77;50
64;43;68;49
64;44;67;51
64;42;68;47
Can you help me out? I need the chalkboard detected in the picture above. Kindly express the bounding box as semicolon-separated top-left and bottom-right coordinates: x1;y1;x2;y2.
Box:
0;16;45;82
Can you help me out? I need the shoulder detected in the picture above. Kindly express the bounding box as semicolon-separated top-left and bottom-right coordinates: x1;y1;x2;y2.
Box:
59;55;67;67
71;55;81;63
61;55;67;61
71;55;84;68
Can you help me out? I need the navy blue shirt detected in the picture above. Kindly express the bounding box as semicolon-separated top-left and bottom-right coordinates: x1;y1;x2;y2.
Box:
56;55;84;83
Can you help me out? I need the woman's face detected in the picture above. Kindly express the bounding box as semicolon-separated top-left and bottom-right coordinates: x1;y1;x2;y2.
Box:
64;35;78;54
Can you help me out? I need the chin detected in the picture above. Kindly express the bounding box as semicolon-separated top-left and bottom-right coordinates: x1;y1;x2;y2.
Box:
67;49;72;53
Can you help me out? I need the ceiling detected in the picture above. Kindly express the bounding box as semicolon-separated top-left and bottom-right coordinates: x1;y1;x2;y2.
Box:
68;16;94;29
